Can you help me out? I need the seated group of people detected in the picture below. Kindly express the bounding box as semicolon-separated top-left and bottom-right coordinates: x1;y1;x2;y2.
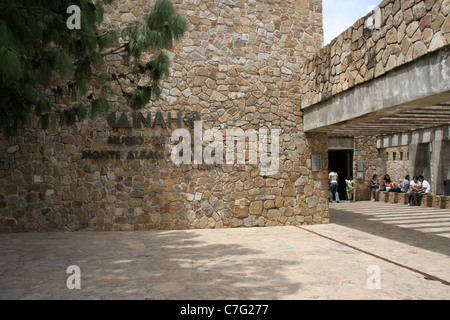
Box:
370;174;431;206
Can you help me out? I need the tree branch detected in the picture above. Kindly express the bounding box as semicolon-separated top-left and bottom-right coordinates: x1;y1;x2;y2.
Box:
102;43;129;57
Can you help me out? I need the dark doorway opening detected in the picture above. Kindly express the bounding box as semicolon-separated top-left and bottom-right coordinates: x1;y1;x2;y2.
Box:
328;150;354;201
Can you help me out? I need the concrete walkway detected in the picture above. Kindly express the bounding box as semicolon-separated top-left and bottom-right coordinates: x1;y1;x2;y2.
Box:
0;201;449;300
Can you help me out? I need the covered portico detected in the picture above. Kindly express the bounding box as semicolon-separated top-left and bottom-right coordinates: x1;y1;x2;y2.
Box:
303;46;450;197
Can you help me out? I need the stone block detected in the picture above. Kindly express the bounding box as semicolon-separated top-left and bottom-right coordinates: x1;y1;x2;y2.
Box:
388;192;398;203
379;191;389;202
397;193;409;205
5;217;18;227
420;195;433;207
434;196;449;209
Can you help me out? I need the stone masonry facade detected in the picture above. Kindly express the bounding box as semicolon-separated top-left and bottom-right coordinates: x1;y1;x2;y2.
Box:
0;0;328;232
300;0;450;109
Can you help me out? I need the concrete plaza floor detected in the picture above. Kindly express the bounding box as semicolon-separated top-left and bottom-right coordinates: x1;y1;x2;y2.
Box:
0;201;449;300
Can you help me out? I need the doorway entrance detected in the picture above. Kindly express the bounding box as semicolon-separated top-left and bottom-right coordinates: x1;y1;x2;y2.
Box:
328;150;354;201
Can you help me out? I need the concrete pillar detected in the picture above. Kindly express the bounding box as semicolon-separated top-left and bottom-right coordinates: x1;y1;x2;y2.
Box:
432;140;450;195
409;143;431;179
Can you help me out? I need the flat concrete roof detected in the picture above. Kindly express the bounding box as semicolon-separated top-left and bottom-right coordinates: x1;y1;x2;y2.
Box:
303;46;450;137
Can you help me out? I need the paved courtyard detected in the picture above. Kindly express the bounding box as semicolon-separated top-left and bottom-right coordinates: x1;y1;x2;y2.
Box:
0;201;449;300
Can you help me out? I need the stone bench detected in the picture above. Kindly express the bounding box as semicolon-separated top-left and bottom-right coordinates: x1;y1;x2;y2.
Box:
378;191;388;202
431;195;449;209
388;192;408;205
375;191;450;209
388;192;398;204
420;194;433;207
397;193;409;205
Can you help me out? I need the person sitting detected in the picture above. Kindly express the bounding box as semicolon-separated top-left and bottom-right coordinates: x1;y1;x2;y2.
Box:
381;174;392;191
413;176;431;205
401;175;410;193
408;176;422;206
389;176;406;193
370;174;380;201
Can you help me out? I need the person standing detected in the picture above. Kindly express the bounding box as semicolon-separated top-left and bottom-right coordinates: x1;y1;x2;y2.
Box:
328;168;340;203
345;176;354;202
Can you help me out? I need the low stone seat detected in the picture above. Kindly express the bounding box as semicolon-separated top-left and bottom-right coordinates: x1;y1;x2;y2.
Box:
379;191;389;202
389;192;398;204
433;195;450;209
397;193;409;205
420;194;433;207
373;190;449;209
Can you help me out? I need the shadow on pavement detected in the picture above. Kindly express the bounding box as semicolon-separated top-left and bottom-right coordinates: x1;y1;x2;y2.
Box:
0;230;303;299
330;203;450;257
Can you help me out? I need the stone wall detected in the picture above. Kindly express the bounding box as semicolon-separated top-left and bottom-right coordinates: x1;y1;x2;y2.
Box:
353;136;386;200
385;146;410;182
0;0;328;232
300;0;450;109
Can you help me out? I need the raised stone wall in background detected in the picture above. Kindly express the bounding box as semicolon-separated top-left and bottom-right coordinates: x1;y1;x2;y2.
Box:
385;146;410;182
300;0;450;109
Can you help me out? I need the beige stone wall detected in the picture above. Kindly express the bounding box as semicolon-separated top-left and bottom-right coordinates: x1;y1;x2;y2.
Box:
385;146;410;182
353;136;386;200
0;0;328;232
300;0;450;109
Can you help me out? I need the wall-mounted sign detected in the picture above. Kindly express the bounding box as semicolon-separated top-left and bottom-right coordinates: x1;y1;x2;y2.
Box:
311;154;322;172
81;111;201;162
106;111;200;129
357;161;364;179
357;161;364;172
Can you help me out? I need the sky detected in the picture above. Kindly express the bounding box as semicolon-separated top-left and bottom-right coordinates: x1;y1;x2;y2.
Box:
323;0;380;45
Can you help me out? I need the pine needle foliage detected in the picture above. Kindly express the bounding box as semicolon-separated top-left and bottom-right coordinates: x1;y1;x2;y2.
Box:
0;0;187;137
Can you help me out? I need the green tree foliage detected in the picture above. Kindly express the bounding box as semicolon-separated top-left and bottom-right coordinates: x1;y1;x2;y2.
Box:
0;0;187;137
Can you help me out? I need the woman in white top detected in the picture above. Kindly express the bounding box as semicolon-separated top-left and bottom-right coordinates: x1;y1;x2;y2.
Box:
328;169;340;203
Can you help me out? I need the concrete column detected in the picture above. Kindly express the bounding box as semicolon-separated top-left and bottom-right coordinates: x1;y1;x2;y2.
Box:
409;143;431;179
431;140;450;195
